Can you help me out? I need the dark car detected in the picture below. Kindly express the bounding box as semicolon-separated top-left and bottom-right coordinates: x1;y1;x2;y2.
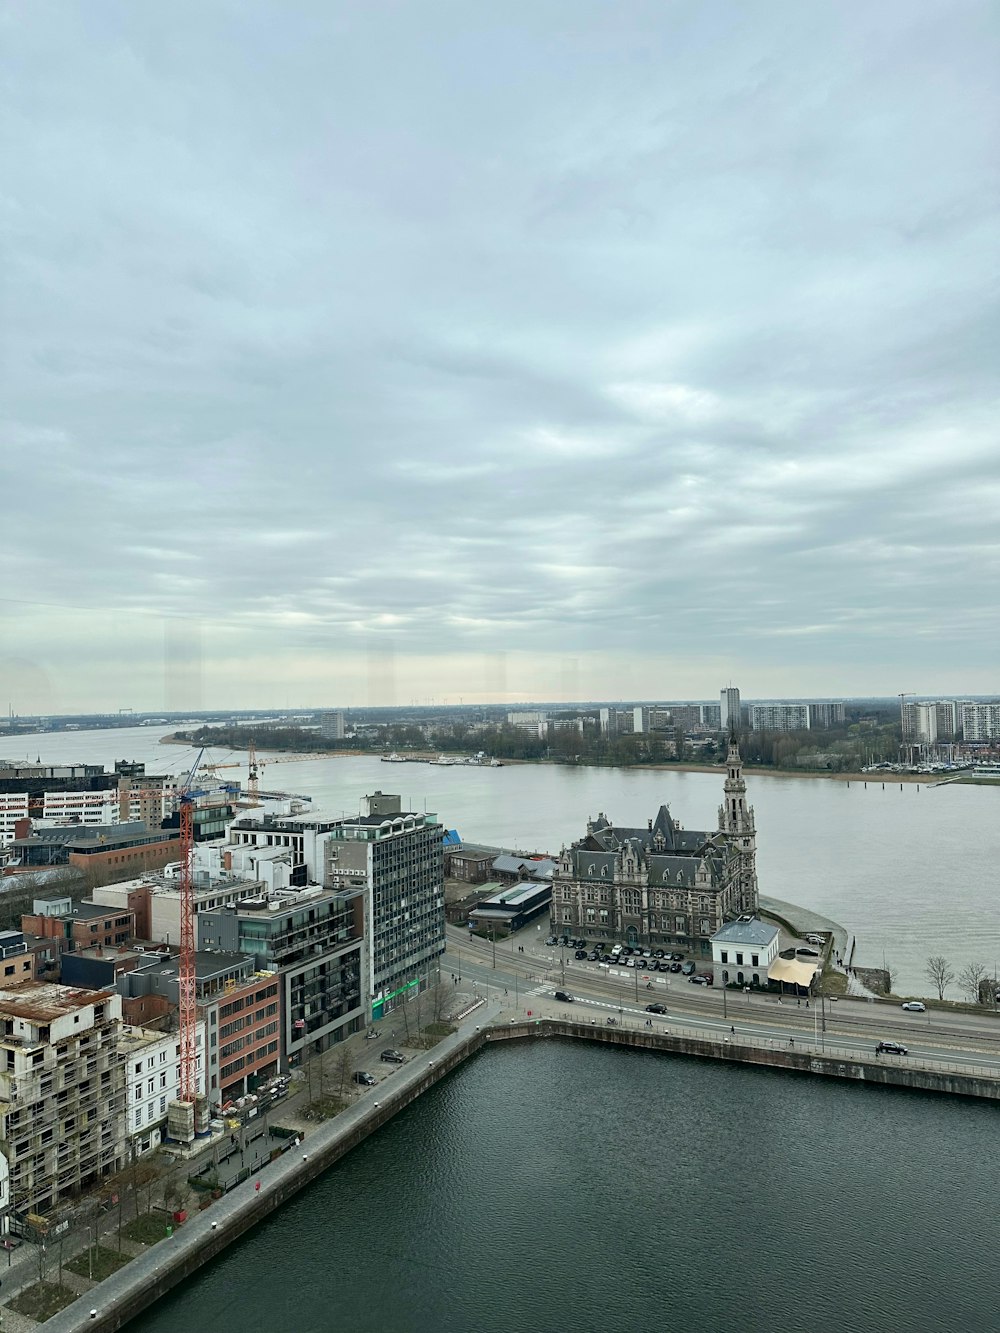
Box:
545;936;558;947
689;975;710;985
381;1049;406;1063
670;952;684;961
876;1041;908;1056
645;1003;667;1015
352;1071;377;1086
575;949;587;959
554;990;574;1003
588;951;599;961
601;954;613;964
653;949;665;959
681;962;696;976
670;962;682;973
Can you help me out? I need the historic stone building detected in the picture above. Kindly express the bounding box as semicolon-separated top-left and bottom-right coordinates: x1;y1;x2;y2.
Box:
550;738;758;957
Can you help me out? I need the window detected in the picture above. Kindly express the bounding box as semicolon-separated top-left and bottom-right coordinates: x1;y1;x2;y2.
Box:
736;952;744;965
720;951;728;964
751;954;759;966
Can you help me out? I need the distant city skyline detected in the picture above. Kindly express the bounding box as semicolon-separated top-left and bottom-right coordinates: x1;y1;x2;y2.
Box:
2;3;997;712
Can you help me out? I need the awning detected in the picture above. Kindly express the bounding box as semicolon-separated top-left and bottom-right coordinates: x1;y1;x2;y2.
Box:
769;957;820;987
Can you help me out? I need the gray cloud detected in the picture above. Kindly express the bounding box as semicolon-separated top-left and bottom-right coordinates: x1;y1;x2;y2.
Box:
1;0;997;709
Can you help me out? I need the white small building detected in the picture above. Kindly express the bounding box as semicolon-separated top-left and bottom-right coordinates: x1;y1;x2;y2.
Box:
711;916;780;988
119;1022;206;1155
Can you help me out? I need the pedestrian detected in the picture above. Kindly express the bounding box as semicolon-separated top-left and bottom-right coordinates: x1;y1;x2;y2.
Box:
504;988;508;996
730;1025;735;1035
805;1000;809;1009
797;997;801;1007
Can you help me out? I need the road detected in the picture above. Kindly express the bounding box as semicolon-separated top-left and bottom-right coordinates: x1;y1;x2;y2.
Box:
446;923;1000;1076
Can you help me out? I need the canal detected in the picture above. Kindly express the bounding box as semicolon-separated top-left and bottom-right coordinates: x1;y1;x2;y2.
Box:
138;1039;1000;1333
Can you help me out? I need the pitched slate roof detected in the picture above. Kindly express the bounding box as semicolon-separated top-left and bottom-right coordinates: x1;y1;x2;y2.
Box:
711;917;778;947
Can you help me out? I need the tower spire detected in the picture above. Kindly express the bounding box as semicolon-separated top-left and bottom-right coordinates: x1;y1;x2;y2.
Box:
718;734;758;914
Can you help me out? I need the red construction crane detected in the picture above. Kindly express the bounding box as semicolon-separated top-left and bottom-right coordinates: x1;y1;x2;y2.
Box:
118;750;232;1104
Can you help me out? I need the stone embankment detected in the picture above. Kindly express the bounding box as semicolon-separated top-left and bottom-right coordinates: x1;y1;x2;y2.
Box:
44;1010;1000;1332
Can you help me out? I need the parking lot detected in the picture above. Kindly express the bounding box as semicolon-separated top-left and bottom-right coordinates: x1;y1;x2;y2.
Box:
543;934;715;986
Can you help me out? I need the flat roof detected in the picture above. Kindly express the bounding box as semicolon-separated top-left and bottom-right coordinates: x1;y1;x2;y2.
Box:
0;981;116;1021
480;883;551;907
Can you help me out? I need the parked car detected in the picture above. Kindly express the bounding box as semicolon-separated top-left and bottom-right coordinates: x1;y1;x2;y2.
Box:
365;1028;381;1040
681;962;696;975
575;950;587;960
352;1071;377;1086
554;991;574;1003
588;951;600;961
670;962;682;974
645;1003;667;1014
696;973;714;985
689;975;710;985
381;1049;406;1063
796;947;819;958
545;937;558;947
876;1041;908;1055
901;1002;926;1012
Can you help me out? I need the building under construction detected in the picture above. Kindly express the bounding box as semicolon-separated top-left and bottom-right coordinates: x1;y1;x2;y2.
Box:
0;981;127;1224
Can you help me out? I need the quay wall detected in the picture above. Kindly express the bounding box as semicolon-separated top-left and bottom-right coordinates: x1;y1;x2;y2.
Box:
45;1011;999;1332
45;1014;494;1333
487;1019;1000;1101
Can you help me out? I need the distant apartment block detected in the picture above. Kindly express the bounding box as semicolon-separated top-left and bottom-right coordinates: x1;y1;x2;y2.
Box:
960;701;1000;742
0;982;127;1218
720;687;741;733
317;711;346;740
809;702;846;728
749;703;811;732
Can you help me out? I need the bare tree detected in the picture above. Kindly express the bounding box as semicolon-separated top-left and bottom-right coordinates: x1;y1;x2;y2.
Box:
958;961;988;1004
926;956;954;1001
334;1041;353;1099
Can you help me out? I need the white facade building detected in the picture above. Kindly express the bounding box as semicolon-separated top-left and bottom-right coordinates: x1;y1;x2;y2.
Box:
120;1022;206;1154
711;916;780;987
0;794;29;848
960;701;1000;742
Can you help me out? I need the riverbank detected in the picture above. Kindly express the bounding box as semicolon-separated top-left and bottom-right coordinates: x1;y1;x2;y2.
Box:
158;732;964;786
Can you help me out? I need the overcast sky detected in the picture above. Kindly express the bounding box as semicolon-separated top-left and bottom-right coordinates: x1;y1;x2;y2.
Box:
2;1;997;712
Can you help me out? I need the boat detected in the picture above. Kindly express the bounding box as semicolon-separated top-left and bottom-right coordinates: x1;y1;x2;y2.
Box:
381;752;407;763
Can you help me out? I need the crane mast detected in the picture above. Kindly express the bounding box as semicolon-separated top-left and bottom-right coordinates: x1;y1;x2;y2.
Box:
177;795;198;1103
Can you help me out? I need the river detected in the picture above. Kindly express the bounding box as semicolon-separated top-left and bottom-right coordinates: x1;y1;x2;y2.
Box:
138;1040;1000;1333
1;726;997;996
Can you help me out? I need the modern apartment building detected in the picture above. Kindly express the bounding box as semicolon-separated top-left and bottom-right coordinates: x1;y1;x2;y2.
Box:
198;884;365;1064
0;982;127;1219
92;869;265;947
114;950;280;1108
748;703;811;732
323;793;445;1020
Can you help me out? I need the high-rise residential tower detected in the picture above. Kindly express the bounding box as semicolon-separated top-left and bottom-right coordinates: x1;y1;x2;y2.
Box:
720;686;741;733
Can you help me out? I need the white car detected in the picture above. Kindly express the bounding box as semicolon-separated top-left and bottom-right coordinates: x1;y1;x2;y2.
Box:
901;1001;926;1012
